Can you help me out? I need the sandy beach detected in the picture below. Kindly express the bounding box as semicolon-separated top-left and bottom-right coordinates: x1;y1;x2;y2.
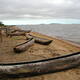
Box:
0;28;80;80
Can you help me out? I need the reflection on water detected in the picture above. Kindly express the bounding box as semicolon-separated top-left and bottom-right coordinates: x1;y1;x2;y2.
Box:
18;24;80;44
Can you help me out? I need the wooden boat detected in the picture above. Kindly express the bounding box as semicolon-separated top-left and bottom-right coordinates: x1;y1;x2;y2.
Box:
7;32;27;37
27;34;53;45
11;30;31;33
0;52;80;78
14;38;34;53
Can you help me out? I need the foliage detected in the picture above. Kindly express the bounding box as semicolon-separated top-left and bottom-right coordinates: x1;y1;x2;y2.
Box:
0;22;4;26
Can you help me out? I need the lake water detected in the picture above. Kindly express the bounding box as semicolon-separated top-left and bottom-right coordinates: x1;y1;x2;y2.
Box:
17;24;80;44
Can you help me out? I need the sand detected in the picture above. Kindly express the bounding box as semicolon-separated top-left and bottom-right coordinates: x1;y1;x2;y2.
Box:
0;31;80;80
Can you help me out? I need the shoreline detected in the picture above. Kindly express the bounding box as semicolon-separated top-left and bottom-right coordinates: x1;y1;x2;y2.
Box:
17;24;80;45
0;26;80;80
30;31;80;48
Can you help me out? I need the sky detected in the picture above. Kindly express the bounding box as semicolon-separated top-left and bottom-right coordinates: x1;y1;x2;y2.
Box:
0;0;80;25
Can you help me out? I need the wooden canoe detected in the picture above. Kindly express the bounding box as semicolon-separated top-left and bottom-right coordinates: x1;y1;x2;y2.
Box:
0;52;80;78
11;30;31;33
14;38;34;53
7;32;27;37
27;34;53;45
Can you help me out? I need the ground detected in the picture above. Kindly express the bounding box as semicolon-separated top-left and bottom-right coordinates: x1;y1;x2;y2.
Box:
0;31;80;80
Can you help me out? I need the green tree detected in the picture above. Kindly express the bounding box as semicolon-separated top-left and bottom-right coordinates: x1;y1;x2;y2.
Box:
0;22;4;26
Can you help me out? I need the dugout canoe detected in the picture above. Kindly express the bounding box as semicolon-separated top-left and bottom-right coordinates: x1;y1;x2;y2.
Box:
11;30;31;33
0;52;80;78
7;32;27;37
27;34;53;45
14;38;34;53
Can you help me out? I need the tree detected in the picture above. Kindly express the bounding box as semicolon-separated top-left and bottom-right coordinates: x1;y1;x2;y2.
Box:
0;22;4;27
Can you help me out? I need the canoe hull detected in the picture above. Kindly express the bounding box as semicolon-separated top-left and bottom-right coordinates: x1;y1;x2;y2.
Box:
0;52;80;78
27;34;53;45
14;38;34;53
35;39;53;45
11;30;31;33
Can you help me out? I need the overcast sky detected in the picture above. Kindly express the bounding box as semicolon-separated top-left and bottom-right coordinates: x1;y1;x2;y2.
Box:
0;0;80;24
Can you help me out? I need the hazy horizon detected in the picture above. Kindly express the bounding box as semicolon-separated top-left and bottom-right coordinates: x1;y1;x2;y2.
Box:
2;19;80;25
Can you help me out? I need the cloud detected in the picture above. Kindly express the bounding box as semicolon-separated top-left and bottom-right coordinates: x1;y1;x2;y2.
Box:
0;0;80;20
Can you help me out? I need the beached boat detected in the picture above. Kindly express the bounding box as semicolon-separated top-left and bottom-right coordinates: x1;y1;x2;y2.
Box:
27;34;53;45
7;32;27;37
14;38;34;53
11;29;31;33
0;52;80;78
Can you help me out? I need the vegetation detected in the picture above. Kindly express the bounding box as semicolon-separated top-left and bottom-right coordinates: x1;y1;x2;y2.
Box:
0;22;7;28
0;22;4;26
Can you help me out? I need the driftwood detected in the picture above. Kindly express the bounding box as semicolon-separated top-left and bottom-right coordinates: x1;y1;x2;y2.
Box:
27;34;53;45
14;38;34;53
0;52;80;78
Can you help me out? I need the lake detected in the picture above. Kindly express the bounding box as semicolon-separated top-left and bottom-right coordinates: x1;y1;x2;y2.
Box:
17;24;80;44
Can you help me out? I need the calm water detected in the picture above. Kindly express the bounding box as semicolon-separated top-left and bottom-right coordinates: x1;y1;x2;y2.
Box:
18;24;80;44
